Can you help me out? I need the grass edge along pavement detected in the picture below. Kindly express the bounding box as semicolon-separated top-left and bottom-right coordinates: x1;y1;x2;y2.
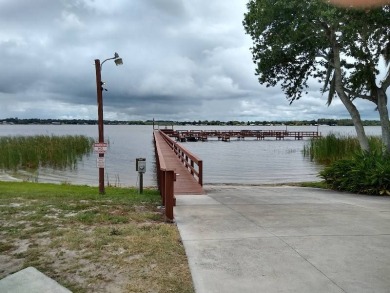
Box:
0;181;195;293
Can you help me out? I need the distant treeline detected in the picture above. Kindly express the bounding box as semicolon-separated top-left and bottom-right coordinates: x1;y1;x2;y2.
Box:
0;117;382;127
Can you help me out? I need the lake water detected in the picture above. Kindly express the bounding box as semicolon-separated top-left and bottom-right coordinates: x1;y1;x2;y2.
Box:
0;124;382;187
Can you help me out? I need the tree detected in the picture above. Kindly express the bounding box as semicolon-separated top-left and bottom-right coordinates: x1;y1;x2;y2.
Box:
243;0;390;152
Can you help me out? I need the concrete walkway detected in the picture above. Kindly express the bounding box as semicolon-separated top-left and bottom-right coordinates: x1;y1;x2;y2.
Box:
175;185;390;293
0;267;71;293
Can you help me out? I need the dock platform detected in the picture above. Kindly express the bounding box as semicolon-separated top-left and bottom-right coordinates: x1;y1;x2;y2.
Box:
170;129;321;142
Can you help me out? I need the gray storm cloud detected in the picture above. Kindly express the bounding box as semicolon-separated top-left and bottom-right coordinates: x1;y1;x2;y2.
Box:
0;0;382;121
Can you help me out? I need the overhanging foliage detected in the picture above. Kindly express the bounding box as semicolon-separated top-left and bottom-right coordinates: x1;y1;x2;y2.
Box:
243;0;390;152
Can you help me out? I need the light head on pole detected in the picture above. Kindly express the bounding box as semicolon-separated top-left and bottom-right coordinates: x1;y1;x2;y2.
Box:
114;52;123;66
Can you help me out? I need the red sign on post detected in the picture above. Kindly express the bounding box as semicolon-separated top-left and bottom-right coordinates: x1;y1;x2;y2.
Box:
94;142;108;153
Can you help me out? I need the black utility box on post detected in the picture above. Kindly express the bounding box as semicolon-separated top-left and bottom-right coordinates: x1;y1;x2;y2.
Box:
136;158;146;193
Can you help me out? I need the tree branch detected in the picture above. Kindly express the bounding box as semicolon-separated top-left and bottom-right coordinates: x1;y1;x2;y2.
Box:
316;53;328;59
381;66;390;90
343;88;376;103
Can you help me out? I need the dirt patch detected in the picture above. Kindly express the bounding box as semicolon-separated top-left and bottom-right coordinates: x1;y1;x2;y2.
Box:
0;255;24;275
0;197;194;293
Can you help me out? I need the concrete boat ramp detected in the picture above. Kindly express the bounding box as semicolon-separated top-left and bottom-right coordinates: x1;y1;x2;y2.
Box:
175;185;390;293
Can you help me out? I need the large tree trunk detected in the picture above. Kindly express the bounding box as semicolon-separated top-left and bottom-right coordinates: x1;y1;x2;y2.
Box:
377;88;390;153
336;90;371;152
332;40;370;152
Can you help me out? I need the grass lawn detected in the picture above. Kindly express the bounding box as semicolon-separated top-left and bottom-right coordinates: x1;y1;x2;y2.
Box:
0;182;194;293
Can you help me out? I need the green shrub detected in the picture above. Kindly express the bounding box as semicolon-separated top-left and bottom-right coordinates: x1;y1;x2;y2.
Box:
319;151;390;195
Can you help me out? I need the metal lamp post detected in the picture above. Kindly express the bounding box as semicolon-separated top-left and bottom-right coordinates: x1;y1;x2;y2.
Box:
95;52;123;194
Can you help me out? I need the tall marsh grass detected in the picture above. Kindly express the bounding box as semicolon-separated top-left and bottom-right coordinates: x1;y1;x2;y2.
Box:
0;135;94;171
303;134;383;164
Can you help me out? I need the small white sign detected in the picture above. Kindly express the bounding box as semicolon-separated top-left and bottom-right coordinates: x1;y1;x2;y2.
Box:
94;142;108;154
96;157;105;168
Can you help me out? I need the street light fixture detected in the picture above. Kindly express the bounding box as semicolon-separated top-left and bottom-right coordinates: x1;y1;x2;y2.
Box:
94;52;123;194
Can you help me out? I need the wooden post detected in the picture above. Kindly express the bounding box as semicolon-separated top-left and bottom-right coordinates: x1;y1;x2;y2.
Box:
198;160;203;186
161;170;166;206
165;170;175;221
139;172;143;194
95;59;105;194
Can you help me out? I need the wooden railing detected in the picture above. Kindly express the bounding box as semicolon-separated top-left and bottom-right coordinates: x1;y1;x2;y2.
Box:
159;130;203;186
153;131;175;221
170;130;320;141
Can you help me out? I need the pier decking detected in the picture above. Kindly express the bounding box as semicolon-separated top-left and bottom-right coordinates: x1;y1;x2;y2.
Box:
154;130;204;195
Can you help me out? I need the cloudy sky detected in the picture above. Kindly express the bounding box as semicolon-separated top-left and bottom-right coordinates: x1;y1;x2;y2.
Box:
0;0;386;122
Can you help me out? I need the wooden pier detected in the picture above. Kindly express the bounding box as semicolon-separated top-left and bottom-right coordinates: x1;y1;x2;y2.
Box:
169;129;321;142
153;127;320;220
154;130;204;220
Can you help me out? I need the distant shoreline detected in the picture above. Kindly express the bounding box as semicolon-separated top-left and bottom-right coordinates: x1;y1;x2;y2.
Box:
0;118;382;127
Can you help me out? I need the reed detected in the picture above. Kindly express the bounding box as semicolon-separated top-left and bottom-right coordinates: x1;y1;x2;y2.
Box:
303;134;383;165
0;135;94;171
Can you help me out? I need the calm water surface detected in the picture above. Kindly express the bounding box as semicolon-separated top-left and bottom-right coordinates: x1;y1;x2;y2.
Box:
0;124;381;187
